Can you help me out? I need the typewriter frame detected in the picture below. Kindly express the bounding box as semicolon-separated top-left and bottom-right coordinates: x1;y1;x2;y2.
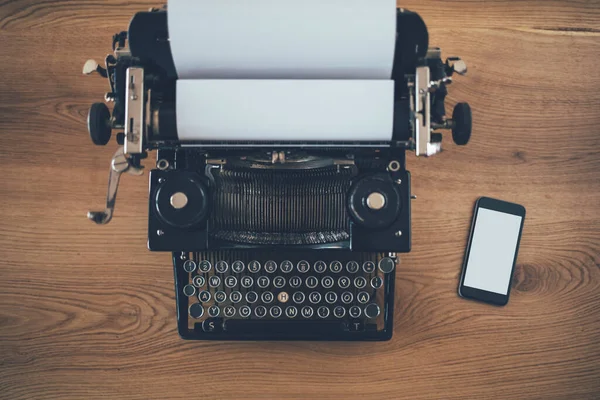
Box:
84;6;471;341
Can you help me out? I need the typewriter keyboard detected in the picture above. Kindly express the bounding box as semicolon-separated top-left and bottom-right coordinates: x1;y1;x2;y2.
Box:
176;251;396;340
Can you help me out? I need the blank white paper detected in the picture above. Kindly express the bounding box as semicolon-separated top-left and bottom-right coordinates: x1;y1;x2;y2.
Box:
176;80;394;141
167;0;397;79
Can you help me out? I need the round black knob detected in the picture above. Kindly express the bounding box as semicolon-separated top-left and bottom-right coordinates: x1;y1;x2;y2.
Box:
87;102;112;146
392;10;429;77
378;257;396;274
452;102;472;146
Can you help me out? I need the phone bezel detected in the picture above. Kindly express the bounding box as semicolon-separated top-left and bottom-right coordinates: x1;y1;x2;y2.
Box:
458;197;526;306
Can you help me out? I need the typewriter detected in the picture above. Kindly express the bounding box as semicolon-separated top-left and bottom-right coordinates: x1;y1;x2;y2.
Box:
84;1;471;341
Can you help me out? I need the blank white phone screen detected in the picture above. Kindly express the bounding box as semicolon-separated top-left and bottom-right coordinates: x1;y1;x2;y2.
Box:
463;208;522;295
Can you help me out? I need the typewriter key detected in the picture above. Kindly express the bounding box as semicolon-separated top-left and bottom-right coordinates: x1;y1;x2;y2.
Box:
224;276;237;288
277;292;289;303
254;306;267;319
257;276;270;289
262;291;274;304
192;275;206;288
264;260;277;274
292;292;305;304
230;291;242;304
305;276;318;289
189;303;204;319
371;276;383;289
183;260;196;273
231;260;245;274
239;306;251;318
280;260;294;273
270;306;282;318
346;261;360;274
349;306;362;318
285;306;298;318
354;277;367;289
289;276;302;288
183;284;196;297
224;306;236;318
341;292;353;304
364;303;381;319
209;276;221;288
273;276;286;289
297;260;310;274
357;291;370;304
322;276;334;289
349;320;364;332
309;292;321;304
215;261;228;274
317;306;330;319
329;261;343;274
248;260;261;274
338;276;351;289
378;257;396;274
246;291;258;304
325;291;337;304
301;306;314;318
198;260;212;273
208;305;220;317
214;291;227;303
198;291;211;303
362;261;376;274
240;276;253;288
333;306;346;318
314;261;327;274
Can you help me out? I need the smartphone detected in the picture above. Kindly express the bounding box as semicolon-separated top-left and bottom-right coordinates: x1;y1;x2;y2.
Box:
458;197;526;306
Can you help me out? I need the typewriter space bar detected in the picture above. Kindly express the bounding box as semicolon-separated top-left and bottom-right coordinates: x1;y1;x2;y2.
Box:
223;320;345;335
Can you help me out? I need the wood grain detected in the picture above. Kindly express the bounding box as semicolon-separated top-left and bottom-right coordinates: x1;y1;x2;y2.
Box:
1;1;600;399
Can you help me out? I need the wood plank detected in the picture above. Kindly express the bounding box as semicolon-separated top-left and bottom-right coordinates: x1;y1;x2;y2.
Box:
1;1;599;399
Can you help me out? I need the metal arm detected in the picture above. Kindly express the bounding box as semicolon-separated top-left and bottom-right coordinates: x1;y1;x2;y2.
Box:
88;147;143;225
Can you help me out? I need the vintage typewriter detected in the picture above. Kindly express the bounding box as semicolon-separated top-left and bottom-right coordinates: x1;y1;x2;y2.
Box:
84;1;471;341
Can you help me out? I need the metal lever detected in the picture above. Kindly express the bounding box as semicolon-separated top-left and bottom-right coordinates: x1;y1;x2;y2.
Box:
431;103;472;146
445;57;467;76
83;59;108;78
88;147;143;225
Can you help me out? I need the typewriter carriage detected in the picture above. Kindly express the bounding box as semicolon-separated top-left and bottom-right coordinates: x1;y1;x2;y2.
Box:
84;8;471;239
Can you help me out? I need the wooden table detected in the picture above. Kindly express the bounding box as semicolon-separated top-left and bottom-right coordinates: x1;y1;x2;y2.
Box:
1;1;599;399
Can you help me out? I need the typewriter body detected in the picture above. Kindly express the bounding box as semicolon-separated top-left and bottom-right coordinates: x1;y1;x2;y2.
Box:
85;3;471;341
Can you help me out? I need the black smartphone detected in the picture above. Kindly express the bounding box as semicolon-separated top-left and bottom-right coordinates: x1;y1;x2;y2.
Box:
458;197;526;306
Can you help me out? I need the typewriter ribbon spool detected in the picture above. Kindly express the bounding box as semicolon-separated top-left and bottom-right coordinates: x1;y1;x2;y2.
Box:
153;173;210;229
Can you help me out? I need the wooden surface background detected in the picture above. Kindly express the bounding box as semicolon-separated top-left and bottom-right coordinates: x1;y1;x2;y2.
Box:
1;1;599;399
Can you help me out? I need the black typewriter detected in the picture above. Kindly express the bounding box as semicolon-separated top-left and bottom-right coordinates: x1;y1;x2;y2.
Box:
84;2;471;341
